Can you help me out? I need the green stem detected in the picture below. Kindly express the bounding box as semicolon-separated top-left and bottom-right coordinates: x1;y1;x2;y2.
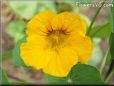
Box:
105;69;114;83
2;50;12;62
10;79;27;84
111;3;114;33
100;50;109;73
87;0;106;35
105;3;114;83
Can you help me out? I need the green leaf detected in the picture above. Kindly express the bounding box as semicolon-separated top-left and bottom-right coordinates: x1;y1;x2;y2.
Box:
45;63;104;84
1;68;10;85
55;2;73;13
6;20;26;43
68;63;104;84
36;2;56;13
45;74;67;84
109;32;114;60
1;50;12;62
105;51;111;65
89;22;112;38
13;36;26;67
8;1;38;19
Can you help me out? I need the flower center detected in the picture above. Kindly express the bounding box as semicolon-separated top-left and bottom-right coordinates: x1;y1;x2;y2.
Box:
47;29;68;49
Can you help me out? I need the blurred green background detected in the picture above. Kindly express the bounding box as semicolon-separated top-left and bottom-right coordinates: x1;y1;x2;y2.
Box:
1;0;114;85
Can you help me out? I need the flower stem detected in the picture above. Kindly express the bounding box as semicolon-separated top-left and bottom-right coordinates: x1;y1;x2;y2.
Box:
105;68;114;83
105;4;114;83
100;50;109;73
111;3;114;33
87;0;106;35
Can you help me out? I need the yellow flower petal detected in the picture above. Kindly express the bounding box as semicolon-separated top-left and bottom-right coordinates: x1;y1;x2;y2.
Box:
43;47;78;77
27;19;47;36
20;42;51;69
27;10;56;35
33;10;56;29
20;34;51;68
51;12;86;34
67;17;86;34
69;36;93;63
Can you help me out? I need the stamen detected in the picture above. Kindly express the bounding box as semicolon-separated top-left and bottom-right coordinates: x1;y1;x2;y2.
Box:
46;28;70;50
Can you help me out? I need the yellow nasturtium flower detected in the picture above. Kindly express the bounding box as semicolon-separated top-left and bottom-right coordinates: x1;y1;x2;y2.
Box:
20;10;93;77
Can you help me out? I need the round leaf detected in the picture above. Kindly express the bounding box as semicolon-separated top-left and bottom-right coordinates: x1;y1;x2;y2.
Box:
45;63;104;84
68;63;104;84
36;2;56;13
6;20;26;43
45;74;67;84
13;36;26;67
8;1;38;19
